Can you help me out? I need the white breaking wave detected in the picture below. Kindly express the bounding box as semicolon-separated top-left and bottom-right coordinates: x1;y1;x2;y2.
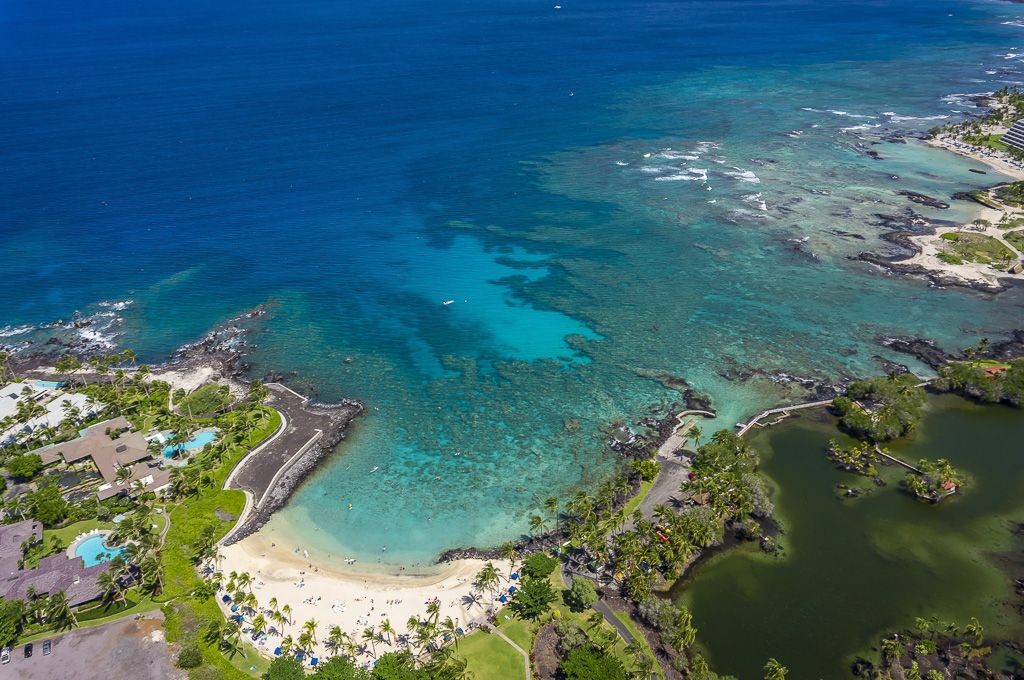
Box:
1001;20;1024;28
743;192;768;211
97;299;134;311
882;112;950;122
653;167;708;182
723;167;761;184
941;91;991;108
841;123;882;133
615;161;629;166
655;149;701;161
0;324;34;338
801;107;875;119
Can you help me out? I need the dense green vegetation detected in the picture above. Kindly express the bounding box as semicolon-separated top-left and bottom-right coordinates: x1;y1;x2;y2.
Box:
937;232;1016;269
937;358;1024;406
177;383;234;418
904;459;964;503
831;374;926;442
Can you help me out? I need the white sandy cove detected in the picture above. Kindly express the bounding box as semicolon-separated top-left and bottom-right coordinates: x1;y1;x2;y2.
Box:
217;531;518;667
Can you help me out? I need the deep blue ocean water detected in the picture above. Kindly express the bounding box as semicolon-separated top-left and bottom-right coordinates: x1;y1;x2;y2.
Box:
4;0;1024;567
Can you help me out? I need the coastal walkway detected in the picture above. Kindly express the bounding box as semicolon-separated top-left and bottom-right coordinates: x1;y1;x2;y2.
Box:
736;398;835;436
221;382;361;544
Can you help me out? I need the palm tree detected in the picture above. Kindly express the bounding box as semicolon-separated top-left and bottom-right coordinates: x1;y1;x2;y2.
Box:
544;496;559;530
326;625;347;656
279;635;294;655
97;570;125;606
302;618;319;647
439;616;460;653
880;635;902;664
46;592;77;631
298;631;314;655
379;618;395;646
222;621;244;659
689;424;703;448
529;514;548;534
281;603;293;626
763;658;788;680
964;617;984;646
500;542;519;581
252;613;267;637
361;626;378;657
115;465;134;486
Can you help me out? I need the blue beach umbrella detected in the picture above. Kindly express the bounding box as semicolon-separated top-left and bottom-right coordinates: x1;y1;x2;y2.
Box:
499;595;508;603
509;586;517;593
222;595;231;603
311;658;318;667
274;648;282;656
510;572;519;580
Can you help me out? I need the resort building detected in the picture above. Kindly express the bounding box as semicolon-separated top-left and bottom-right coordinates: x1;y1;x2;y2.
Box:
0;520;108;607
0;381;104;444
1002;118;1024;153
34;417;172;500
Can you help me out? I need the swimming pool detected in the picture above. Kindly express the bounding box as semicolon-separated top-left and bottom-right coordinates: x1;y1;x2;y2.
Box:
32;380;63;390
74;534;124;567
162;430;217;457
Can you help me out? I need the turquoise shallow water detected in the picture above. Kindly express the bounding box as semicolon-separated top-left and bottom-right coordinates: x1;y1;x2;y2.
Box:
4;0;1024;565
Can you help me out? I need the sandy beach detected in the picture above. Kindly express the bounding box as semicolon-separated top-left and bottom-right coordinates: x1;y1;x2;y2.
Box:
217;529;518;667
928;134;1024;181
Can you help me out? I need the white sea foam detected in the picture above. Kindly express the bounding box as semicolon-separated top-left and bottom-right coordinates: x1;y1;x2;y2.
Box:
0;324;34;338
941;92;991;108
801;107;875;119
97;299;134;311
841;123;882;133
1001;20;1024;28
639;166;667;174
786;130;804;138
743;192;768;211
723;167;761;184
654;149;700;161
654;167;708;182
615;161;629;166
882;113;950;122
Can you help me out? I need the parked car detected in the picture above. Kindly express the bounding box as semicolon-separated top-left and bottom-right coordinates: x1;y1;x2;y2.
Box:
23;643;32;658
1;647;10;664
42;640;51;656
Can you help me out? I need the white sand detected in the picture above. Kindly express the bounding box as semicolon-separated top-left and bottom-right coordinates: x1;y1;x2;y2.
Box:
928;135;1024;181
216;530;518;667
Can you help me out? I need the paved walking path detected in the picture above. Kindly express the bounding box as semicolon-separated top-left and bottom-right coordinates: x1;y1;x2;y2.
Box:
592;600;636;645
484;622;532;680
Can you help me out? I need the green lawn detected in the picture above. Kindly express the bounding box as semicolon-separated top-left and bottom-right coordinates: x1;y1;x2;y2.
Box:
613;612;664;679
622;478;655;518
1006;228;1024;253
939;232;1016;268
177;383;233;418
456;627;526;680
44;519;116;548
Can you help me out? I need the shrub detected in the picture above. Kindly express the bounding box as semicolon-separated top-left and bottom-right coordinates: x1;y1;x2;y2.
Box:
559;646;627;680
565;576;599;612
6;454;43;481
631;459;659;481
263;656;305;680
175;644;203;669
522;552;559;579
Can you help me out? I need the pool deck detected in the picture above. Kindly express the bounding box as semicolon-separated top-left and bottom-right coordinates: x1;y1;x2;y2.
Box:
221;382;362;544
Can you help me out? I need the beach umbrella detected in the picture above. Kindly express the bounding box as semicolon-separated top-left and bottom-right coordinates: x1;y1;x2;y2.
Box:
274;648;282;656
222;595;231;603
499;595;508;603
230;604;238;612
456;627;464;634
508;586;517;593
510;572;519;580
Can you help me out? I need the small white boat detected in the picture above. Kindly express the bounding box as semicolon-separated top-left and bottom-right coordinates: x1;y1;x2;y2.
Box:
370;466;379;473
443;300;454;306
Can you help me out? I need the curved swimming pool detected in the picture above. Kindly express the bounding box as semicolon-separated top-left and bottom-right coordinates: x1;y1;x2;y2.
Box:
74;534;124;567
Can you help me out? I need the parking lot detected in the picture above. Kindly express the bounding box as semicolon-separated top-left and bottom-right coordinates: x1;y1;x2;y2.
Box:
0;612;184;680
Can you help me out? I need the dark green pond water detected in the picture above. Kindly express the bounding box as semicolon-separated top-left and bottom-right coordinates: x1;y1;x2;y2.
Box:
672;395;1024;679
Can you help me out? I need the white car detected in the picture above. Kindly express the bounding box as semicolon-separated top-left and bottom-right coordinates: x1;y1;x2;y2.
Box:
1;647;10;664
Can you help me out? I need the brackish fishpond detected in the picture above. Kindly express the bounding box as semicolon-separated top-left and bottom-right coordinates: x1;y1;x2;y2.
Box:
673;394;1024;679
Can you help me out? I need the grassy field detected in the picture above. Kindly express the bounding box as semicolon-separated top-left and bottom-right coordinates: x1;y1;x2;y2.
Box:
1005;228;1024;253
938;232;1016;268
43;518;116;547
177;383;233;418
622;478;655;518
456;627;526;680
